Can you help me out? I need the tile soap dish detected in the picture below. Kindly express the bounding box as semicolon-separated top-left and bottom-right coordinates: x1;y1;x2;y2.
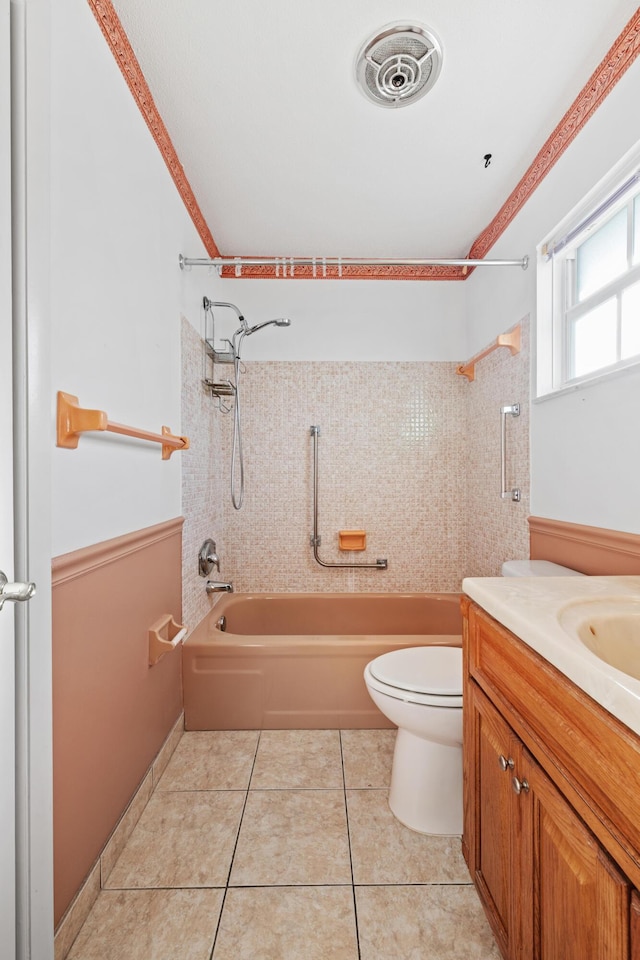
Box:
148;614;187;666
339;530;366;551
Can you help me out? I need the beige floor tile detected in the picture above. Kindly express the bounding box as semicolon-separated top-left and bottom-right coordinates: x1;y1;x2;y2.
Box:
213;887;359;960
151;713;184;787
230;790;352;886
157;730;259;791
104;791;245;889
340;729;396;788
101;770;154;884
54;860;101;960
250;730;343;789
347;790;470;885
67;889;223;960
355;885;502;960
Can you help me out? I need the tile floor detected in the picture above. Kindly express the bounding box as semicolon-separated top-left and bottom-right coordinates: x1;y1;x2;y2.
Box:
67;729;501;960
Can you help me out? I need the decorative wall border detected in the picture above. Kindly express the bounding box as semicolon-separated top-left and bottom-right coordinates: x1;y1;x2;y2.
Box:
217;262;464;281
88;2;640;280
85;1;220;258
529;515;640;576
468;8;640;264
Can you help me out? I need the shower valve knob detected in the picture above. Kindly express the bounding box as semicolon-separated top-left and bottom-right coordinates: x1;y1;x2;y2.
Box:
198;539;220;576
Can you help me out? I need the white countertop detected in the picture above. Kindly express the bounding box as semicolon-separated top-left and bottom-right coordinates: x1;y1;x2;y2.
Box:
462;575;640;737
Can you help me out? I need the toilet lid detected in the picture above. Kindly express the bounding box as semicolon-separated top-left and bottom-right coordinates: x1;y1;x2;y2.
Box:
369;646;462;696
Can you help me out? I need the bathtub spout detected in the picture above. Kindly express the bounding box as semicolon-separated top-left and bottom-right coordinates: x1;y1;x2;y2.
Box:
206;581;234;594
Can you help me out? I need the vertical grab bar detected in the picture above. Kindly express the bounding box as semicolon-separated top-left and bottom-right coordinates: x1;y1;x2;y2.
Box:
500;404;521;502
310;426;387;570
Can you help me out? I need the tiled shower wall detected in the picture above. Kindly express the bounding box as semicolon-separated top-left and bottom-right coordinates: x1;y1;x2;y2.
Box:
181;316;223;631
217;360;468;594
464;317;531;576
181;315;530;625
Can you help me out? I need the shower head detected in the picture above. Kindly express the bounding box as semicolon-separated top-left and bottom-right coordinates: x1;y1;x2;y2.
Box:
232;317;292;357
245;317;291;335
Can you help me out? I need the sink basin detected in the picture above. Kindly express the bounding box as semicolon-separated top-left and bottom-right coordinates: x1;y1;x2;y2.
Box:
558;598;640;680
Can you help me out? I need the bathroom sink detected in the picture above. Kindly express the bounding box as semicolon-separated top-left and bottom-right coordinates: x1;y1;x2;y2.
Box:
558;598;640;680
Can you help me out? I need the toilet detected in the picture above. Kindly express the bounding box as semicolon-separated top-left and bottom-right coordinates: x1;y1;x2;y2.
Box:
364;645;463;835
364;559;584;836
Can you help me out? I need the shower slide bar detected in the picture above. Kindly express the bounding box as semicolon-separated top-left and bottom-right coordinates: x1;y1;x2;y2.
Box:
310;425;387;571
180;254;528;275
500;403;521;502
56;391;190;459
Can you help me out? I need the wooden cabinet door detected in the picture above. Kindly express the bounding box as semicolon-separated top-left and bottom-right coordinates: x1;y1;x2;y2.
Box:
518;748;630;960
466;682;521;959
631;892;640;960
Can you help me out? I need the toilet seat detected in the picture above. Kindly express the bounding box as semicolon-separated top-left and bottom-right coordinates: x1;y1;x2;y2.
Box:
366;647;463;708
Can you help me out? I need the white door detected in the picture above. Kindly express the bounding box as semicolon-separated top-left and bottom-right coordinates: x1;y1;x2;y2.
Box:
1;0;17;953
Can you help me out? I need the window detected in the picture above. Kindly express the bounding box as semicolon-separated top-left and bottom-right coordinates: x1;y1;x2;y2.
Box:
537;161;640;397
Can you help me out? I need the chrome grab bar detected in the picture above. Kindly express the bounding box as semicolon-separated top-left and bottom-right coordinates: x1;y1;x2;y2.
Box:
310;426;387;570
500;404;521;502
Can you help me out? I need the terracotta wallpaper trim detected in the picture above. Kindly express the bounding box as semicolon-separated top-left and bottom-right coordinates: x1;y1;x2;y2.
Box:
88;3;640;280
52;517;184;585
218;263;464;281
529;515;640;576
85;0;220;258
468;8;640;264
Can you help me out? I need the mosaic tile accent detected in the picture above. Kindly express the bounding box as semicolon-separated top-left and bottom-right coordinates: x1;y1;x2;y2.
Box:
181;316;224;630
464;317;531;576
196;358;467;595
181;317;531;615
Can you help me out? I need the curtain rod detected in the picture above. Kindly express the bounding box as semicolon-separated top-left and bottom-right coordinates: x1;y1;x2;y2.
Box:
179;254;529;274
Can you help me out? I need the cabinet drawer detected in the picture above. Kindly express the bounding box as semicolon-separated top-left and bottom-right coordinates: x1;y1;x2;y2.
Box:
468;602;640;887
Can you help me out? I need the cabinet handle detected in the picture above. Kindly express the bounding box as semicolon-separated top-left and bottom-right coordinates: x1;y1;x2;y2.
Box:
512;776;530;795
498;755;514;771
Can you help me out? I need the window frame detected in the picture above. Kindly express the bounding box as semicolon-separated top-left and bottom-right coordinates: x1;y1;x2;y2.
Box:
536;148;640;400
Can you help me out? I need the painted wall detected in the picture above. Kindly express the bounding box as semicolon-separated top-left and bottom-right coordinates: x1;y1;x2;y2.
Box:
465;57;640;534
48;0;204;929
194;277;468;361
52;522;183;926
50;0;205;557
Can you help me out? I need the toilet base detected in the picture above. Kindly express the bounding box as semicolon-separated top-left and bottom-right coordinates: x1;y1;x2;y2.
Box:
388;727;463;835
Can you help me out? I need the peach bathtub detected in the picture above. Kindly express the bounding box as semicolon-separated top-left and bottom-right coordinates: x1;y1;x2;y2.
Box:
183;592;462;730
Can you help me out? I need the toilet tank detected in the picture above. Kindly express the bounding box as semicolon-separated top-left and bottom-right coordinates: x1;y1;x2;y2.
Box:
501;560;585;577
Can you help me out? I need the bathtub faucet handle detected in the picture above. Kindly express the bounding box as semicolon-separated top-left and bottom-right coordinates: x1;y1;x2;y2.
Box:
199;538;220;576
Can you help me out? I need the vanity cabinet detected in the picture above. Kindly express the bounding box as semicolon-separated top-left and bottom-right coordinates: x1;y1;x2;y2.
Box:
462;598;640;960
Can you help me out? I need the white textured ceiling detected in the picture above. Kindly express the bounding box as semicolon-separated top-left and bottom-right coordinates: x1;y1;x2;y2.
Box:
111;0;638;259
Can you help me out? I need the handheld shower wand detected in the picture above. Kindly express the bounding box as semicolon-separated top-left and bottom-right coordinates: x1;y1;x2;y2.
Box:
227;313;292;509
232;317;291;359
202;300;292;508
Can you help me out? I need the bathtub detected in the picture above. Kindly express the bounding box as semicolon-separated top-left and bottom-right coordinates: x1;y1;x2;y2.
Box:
182;592;462;730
